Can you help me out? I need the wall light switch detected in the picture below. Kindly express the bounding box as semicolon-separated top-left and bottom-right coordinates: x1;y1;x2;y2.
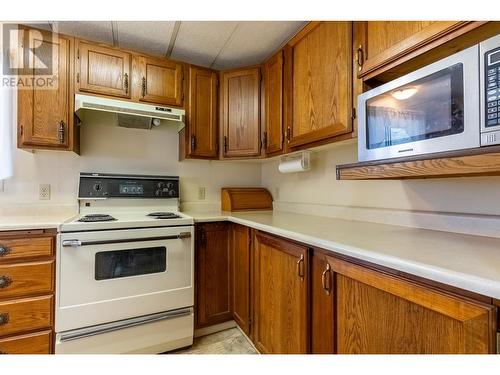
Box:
39;184;51;200
198;187;206;200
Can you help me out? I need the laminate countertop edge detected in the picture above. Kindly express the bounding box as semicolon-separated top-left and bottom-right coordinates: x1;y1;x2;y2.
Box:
186;210;500;300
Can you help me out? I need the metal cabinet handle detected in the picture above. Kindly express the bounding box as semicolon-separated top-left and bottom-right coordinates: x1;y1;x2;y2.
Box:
296;254;305;280
124;73;129;94
321;262;332;296
0;276;12;289
58;120;65;144
356;45;364;72
141;77;146;97
191;135;196;151
0;245;10;257
0;313;9;325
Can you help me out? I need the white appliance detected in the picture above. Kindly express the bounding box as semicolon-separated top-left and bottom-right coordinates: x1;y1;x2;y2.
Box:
357;33;500;162
55;173;194;354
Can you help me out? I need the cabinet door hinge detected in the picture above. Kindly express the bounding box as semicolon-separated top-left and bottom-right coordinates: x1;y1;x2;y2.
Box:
19;125;23;136
77;49;79;60
351;107;357;120
191;135;196;151
223;136;228;154
286;126;292;142
76;72;80;83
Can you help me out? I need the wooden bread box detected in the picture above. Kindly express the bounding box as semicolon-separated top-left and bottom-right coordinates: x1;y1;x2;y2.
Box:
221;188;273;212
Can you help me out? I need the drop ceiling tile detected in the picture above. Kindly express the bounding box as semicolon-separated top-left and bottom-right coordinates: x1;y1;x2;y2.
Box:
54;21;113;44
170;21;238;68
212;21;306;70
115;21;175;57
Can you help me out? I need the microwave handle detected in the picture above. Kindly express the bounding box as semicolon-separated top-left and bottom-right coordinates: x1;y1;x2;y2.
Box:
62;232;191;247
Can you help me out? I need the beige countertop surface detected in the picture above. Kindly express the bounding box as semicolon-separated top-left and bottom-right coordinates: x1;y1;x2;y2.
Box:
184;210;500;300
2;207;500;299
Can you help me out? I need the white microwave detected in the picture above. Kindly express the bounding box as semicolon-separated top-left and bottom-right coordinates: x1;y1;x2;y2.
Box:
357;33;500;162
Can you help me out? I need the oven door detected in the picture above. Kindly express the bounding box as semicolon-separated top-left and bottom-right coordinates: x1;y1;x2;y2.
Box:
357;44;480;162
56;226;194;332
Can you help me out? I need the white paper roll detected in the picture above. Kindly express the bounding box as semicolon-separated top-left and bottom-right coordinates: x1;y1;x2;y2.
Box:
278;158;307;173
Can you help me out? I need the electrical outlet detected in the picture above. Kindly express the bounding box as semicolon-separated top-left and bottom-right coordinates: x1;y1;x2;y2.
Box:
198;186;206;200
39;184;51;200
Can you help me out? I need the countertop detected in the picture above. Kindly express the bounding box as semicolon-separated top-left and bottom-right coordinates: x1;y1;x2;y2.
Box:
184;210;500;300
2;207;500;299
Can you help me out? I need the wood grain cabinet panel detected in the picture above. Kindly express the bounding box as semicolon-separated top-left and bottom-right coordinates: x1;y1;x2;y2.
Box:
136;56;184;106
17;27;76;151
0;235;53;262
76;40;132;98
221;68;261;158
253;232;309;354
332;258;495;354
0;261;54;300
231;224;251;335
195;223;233;328
0;295;53;337
285;22;353;149
0;330;52;354
185;66;218;158
263;50;284;156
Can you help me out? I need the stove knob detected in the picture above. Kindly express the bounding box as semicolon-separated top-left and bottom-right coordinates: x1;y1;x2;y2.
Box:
155;190;161;196
157;182;165;188
93;183;101;192
167;182;174;189
169;190;176;197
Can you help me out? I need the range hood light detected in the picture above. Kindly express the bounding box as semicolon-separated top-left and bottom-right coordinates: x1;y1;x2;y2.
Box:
391;87;418;100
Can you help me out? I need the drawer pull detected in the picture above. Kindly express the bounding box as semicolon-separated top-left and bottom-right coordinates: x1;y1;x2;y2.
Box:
0;245;10;257
0;313;9;325
0;275;12;289
321;263;332;296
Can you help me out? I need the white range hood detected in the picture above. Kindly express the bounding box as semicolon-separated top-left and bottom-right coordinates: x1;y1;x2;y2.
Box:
75;94;185;131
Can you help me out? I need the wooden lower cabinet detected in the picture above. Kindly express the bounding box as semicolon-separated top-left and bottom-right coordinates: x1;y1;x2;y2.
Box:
0;330;52;355
311;250;497;354
195;222;233;328
252;231;309;354
231;224;251;335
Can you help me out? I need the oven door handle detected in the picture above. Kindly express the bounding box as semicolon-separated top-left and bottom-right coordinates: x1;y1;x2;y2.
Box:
62;232;191;247
58;307;193;342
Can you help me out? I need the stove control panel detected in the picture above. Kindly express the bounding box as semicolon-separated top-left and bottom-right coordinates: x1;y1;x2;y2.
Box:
78;173;179;199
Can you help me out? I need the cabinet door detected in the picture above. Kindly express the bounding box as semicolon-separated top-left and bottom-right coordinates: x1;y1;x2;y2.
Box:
231;224;251;335
311;251;335;354
137;56;183;106
186;66;218;158
76;41;132;98
253;232;309;354
195;222;232;328
263;50;284;156
356;21;470;79
332;258;495;354
221;68;261;158
286;22;352;148
18;28;75;151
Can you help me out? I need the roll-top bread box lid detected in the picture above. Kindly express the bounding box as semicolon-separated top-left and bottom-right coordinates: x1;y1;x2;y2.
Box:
221;188;273;212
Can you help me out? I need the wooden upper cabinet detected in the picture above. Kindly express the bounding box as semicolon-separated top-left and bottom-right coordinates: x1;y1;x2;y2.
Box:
356;21;488;80
253;232;309;354
263;50;284;156
76;40;132;99
231;224;251;335
136;56;184;107
195;222;233;328
186;66;218;158
18;28;77;152
221;67;261;158
333;258;495;354
285;22;353;149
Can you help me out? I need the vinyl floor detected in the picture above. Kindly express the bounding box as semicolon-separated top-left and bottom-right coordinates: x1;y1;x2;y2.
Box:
171;328;257;354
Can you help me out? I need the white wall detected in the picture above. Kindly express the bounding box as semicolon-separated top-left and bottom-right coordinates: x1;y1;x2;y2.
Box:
261;140;500;217
0;110;261;208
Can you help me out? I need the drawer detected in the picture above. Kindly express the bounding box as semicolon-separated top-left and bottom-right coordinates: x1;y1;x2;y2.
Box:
0;330;52;354
0;295;53;336
0;236;54;262
0;261;54;300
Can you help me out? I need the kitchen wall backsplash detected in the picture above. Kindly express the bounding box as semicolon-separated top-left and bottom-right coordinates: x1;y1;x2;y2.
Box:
0;108;261;208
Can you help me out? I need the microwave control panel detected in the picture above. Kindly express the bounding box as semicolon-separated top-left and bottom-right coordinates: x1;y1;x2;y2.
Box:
485;47;500;128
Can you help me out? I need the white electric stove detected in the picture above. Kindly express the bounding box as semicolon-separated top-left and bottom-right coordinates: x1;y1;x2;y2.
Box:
56;173;195;354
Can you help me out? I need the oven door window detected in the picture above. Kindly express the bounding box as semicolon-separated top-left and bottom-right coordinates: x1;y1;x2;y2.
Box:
366;63;464;150
95;247;166;280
